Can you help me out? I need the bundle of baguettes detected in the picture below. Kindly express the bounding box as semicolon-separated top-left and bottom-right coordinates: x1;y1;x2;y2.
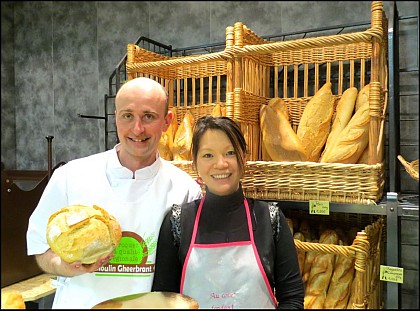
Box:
260;82;335;162
320;84;370;164
290;217;360;309
259;83;374;164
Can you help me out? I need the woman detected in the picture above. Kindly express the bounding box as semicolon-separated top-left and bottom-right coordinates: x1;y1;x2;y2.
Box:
152;116;304;308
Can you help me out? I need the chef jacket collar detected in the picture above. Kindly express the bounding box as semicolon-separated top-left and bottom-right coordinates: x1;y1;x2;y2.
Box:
107;144;161;180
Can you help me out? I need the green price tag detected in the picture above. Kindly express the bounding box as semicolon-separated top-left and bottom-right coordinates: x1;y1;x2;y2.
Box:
309;200;329;215
380;265;404;283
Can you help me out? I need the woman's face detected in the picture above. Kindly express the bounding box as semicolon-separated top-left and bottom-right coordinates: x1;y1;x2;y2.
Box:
196;129;240;196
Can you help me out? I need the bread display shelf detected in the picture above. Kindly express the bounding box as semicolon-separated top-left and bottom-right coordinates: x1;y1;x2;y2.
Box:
127;1;388;205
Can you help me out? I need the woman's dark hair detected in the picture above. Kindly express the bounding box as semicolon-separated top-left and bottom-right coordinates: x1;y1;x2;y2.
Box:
191;116;247;176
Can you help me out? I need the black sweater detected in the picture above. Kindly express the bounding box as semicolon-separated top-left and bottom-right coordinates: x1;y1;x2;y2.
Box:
152;186;304;309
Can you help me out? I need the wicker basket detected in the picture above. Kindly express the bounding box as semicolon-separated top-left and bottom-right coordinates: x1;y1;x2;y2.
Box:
171;160;384;205
397;155;419;181
126;43;237;127
223;1;388;204
284;210;384;309
125;28;269;158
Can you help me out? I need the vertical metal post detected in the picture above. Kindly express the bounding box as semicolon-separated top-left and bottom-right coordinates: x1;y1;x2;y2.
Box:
386;192;400;309
46;136;54;180
387;1;401;192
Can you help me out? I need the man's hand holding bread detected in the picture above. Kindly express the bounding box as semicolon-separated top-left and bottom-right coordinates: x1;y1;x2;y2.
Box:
42;204;122;276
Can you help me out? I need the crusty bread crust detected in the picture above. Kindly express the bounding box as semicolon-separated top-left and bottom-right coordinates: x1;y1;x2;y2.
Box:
47;204;122;264
260;98;307;162
173;111;194;161
297;82;335;162
1;290;26;309
323;87;358;155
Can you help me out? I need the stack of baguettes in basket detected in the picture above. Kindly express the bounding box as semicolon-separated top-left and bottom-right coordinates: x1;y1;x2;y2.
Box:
287;215;383;309
286;216;361;309
161;80;371;165
260;81;372;164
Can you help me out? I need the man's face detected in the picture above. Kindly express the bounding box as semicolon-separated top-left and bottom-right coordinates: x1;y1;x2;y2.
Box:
115;82;172;169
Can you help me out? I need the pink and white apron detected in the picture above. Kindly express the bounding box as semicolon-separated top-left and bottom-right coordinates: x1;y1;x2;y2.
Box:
180;196;277;309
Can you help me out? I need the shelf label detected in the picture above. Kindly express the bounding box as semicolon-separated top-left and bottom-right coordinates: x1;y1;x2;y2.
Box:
380;265;404;283
309;200;329;215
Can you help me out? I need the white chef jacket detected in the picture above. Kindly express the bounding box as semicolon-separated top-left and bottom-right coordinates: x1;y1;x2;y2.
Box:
26;145;202;309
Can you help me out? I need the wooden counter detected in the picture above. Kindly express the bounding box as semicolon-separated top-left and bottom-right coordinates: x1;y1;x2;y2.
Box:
1;274;56;302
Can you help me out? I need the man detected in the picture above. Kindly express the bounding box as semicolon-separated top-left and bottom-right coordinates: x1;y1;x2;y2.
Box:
26;77;202;309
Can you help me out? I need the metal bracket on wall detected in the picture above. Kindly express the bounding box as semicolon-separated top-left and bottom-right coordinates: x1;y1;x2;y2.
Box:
78;114;106;120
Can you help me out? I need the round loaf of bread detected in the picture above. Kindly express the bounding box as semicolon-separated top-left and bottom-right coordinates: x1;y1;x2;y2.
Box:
1;290;26;309
46;204;122;264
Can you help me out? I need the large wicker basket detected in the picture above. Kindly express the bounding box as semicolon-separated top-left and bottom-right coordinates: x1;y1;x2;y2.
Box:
283;210;384;309
128;1;388;205
224;1;388;204
126;43;236;127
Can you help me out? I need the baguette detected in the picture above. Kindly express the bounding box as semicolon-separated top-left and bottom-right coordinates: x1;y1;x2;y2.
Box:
172;111;194;161
304;229;339;309
260;98;307;162
324;241;355;309
158;122;174;160
299;219;312;242
211;103;223;117
294;231;306;276
302;240;318;285
323;87;358;154
346;276;357;309
356;145;369;164
297;82;335;162
355;84;370;111
261;142;272;161
169;107;178;136
319;96;370;164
